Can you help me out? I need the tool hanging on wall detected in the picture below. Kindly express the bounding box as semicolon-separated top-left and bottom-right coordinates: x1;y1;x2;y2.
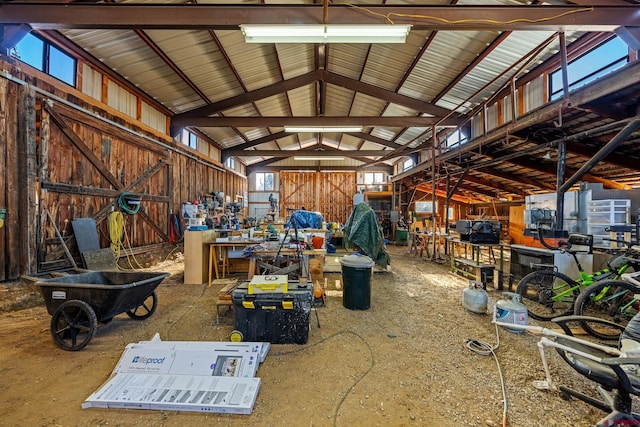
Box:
117;192;142;214
108;211;125;257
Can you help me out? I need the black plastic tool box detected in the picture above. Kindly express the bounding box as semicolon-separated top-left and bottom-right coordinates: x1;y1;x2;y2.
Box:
232;281;312;344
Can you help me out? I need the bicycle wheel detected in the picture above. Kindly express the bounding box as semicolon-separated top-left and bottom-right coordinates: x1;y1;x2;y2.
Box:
574;279;640;339
516;269;579;321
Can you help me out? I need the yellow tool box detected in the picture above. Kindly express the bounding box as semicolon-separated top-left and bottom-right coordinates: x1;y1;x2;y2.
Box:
248;275;288;294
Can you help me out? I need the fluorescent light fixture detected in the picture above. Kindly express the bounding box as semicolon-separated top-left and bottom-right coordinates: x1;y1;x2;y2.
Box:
284;126;363;133
294;156;345;161
240;24;411;44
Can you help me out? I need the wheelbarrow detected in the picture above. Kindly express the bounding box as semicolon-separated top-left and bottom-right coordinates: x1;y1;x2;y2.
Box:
36;270;169;351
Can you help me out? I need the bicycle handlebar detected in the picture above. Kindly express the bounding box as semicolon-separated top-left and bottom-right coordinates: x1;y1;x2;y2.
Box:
536;225;638;255
536;227;569;251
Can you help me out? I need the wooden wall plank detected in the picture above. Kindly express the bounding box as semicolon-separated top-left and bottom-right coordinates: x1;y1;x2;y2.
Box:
0;78;8;280
17;85;38;274
5;80;19;278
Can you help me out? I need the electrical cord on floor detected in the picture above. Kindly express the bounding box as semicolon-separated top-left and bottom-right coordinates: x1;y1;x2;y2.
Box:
466;321;508;427
271;330;375;427
165;283;208;341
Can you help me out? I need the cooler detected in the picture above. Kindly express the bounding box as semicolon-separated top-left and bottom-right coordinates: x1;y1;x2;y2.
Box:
232;281;312;344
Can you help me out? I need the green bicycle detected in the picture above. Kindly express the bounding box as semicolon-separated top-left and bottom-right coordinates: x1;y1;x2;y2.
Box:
573;269;640;339
516;229;640;322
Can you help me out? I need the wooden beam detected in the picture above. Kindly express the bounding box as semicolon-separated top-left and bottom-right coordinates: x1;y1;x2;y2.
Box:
322;70;454;118
227;149;392;158
4;4;635;31
346;132;404;149
40;181;169;203
248;164;393;173
172;116;462;128
174;71;321;120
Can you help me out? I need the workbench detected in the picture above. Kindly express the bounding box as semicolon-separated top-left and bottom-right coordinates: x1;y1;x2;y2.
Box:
248;248;326;281
208;239;259;285
446;238;506;290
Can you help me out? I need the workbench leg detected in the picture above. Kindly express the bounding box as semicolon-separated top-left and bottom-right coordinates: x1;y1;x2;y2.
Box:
209;246;214;286
248;257;256;280
222;247;229;278
212;246;220;280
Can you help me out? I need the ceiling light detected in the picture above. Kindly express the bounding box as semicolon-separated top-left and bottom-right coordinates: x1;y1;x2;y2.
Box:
284;126;363;133
543;151;552;159
240;25;411;44
293;156;345;161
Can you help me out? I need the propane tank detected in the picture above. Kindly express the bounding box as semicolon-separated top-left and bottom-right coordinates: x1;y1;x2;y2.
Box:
495;292;528;333
462;281;488;314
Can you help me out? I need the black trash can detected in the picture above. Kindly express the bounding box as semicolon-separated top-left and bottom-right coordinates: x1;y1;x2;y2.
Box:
340;254;375;310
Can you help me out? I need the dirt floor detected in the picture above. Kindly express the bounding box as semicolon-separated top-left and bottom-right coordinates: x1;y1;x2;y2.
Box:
0;245;610;426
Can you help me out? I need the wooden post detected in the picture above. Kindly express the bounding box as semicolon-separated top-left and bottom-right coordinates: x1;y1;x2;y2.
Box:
17;85;38;275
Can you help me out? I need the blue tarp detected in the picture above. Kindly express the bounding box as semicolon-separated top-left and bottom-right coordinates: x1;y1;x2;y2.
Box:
343;203;390;269
286;210;325;229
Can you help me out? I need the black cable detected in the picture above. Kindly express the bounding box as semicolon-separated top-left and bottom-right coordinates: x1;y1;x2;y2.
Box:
271;330;375;427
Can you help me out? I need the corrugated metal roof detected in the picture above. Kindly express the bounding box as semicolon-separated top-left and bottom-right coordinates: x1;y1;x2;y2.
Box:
24;0;636;202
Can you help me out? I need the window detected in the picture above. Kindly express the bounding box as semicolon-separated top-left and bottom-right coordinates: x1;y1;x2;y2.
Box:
415;201;435;213
364;172;385;184
180;129;198;149
226;158;235;170
550;36;628;100
256;173;275;191
12;33;76;87
446;128;468;148
403;158;414;172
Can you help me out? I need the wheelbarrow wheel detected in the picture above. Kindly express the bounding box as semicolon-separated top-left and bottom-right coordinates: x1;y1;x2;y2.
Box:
50;300;98;351
126;291;158;320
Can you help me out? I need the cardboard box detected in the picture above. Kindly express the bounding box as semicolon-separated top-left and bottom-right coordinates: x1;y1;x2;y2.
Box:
82;373;261;414
82;339;269;414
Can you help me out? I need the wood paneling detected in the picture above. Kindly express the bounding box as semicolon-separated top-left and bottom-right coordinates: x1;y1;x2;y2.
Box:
0;71;247;278
280;171;356;224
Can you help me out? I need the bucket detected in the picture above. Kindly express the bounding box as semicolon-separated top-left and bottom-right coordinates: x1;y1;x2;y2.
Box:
495;292;528;333
462;281;488;314
396;228;408;244
340;254;375;310
311;235;324;249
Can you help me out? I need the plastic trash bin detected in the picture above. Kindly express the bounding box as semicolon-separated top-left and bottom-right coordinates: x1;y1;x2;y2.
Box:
396;228;408;245
340;254;375;310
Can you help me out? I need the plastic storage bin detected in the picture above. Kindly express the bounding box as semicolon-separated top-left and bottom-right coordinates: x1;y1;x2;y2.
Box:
232;281;312;344
340;254;375;310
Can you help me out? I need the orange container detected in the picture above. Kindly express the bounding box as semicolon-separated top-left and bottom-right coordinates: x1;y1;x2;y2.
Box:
311;235;324;249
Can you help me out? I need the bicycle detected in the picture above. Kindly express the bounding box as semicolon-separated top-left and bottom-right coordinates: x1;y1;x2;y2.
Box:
573;269;640;339
515;228;640;321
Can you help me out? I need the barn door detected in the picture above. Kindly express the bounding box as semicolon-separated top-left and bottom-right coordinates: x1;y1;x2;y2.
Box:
280;172;356;224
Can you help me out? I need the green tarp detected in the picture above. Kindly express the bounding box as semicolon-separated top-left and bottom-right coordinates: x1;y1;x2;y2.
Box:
343;203;391;269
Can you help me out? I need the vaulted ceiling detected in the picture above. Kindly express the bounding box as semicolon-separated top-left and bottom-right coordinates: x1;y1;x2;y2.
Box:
2;0;639;203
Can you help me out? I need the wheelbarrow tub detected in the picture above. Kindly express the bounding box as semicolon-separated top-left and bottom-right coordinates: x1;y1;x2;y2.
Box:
36;271;169;321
